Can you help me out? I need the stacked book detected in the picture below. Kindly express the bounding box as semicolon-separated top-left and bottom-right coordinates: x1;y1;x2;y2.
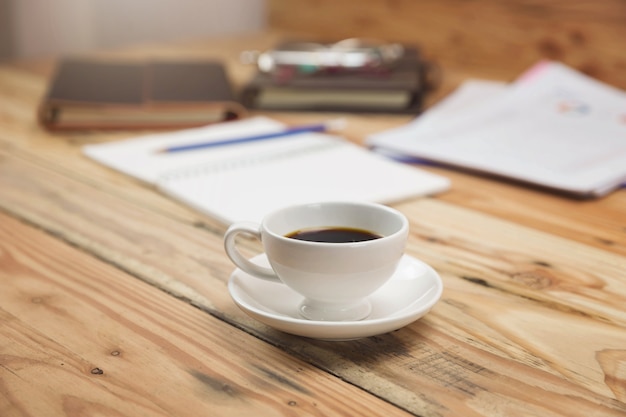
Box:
241;45;429;113
39;59;245;130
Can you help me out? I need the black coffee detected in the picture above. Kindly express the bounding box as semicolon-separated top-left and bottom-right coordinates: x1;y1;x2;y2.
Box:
286;227;382;243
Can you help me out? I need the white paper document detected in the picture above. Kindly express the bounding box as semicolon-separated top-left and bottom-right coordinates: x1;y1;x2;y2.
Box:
84;117;450;225
367;61;626;197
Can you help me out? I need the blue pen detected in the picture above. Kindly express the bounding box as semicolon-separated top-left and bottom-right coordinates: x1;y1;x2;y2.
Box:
157;119;345;154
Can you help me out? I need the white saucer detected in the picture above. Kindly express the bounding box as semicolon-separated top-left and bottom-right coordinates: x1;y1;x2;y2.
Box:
228;254;443;341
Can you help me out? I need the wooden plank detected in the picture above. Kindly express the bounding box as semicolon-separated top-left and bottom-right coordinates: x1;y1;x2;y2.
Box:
1;58;625;257
1;37;626;416
423;166;626;257
1;152;625;416
0;212;415;417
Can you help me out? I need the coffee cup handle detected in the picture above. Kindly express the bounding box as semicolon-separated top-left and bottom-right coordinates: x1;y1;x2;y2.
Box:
224;222;281;282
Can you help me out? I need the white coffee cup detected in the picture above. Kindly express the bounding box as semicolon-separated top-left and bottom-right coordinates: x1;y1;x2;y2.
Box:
223;201;409;321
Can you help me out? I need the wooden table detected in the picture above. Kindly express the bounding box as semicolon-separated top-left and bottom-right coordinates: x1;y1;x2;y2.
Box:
1;32;625;417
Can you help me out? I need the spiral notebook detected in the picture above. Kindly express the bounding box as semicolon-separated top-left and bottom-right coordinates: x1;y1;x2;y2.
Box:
83;117;449;224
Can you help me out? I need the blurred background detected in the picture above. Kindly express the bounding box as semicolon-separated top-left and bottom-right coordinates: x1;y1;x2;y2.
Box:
0;0;267;61
1;0;624;90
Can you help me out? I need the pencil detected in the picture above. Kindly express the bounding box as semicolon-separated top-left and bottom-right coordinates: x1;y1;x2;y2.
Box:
156;119;346;154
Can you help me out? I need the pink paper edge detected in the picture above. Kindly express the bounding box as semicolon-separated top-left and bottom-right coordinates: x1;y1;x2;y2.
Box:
516;60;552;84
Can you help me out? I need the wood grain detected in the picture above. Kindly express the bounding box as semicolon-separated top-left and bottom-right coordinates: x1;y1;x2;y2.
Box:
423;166;626;257
0;212;415;417
1;51;625;256
1;32;625;417
1;145;625;416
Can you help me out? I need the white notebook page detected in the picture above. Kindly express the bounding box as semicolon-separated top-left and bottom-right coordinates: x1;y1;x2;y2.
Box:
83;117;450;224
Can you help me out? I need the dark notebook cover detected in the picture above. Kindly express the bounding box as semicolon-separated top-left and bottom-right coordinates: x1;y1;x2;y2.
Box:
240;47;427;113
39;59;245;130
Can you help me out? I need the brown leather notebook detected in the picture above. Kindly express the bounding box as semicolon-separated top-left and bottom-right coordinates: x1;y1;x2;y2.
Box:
39;59;246;130
240;47;429;113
